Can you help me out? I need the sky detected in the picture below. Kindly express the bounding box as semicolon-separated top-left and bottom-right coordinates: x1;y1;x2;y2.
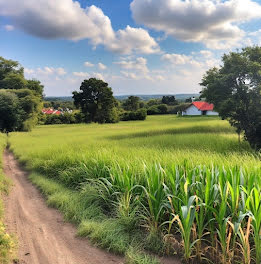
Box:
1;0;261;96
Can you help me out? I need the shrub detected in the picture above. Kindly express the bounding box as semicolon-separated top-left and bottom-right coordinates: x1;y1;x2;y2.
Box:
121;109;147;121
147;104;168;115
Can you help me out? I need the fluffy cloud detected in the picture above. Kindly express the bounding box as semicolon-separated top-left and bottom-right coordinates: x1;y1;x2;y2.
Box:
131;0;261;49
98;63;107;70
161;54;201;67
0;0;159;54
25;67;67;76
114;57;149;74
84;61;94;67
73;72;89;77
4;24;14;31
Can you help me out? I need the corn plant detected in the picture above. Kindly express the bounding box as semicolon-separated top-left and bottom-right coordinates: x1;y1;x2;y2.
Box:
246;188;261;264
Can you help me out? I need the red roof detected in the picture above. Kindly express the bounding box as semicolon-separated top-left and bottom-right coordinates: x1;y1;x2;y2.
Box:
192;101;214;111
42;108;61;115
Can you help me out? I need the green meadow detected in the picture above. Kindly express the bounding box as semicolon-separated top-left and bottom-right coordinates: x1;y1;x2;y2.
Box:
8;116;261;263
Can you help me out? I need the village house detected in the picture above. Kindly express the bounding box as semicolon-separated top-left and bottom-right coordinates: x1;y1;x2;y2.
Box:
182;101;219;116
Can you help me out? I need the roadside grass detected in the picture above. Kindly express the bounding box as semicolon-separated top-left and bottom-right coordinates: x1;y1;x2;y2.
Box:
9;116;261;263
29;172;161;262
0;134;16;263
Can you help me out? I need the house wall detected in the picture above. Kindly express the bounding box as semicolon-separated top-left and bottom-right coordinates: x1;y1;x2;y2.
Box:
182;105;219;116
182;105;202;116
206;110;219;116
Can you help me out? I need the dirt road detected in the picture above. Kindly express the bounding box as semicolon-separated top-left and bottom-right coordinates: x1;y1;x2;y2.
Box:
3;150;123;264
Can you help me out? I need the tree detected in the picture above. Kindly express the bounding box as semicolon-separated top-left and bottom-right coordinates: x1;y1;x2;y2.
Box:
0;91;23;133
162;95;177;105
122;96;141;111
0;56;43;131
0;72;27;90
3;89;42;131
72;78;119;124
27;79;44;97
0;56;24;81
200;46;261;149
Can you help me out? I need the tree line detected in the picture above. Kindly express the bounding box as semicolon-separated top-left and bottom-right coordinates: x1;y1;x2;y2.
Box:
1;45;261;150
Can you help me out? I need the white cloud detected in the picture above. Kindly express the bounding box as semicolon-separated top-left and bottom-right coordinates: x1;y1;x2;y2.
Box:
73;71;104;80
131;0;261;49
84;61;94;67
73;72;90;77
24;66;67;78
92;72;105;80
109;26;160;54
115;57;149;74
56;67;67;75
24;68;34;74
161;53;201;67
0;0;159;54
4;24;14;31
98;63;107;70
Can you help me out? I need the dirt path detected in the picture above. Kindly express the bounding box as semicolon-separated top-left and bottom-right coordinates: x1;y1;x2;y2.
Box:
3;150;123;264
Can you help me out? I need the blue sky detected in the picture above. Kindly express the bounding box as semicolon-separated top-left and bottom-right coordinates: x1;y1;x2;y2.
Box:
1;0;261;96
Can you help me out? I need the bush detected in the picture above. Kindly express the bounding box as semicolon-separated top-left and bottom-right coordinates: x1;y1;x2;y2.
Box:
44;112;82;125
121;109;147;121
167;103;191;114
147;104;168;115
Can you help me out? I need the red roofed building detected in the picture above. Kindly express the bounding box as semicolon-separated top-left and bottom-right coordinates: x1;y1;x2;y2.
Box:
182;101;219;116
42;108;61;115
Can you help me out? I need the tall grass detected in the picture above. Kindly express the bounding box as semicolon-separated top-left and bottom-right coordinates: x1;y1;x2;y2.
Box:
0;134;16;263
9;116;261;263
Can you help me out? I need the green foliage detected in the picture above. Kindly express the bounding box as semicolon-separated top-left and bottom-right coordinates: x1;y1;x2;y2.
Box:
147;104;168;115
0;91;23;133
121;108;147;121
27;79;44;97
122;96;142;111
73;78;119;124
0;56;43;132
161;96;178;105
0;72;27;90
0;56;24;81
44;113;79;125
200;46;261;149
4;89;42;131
43;100;75;110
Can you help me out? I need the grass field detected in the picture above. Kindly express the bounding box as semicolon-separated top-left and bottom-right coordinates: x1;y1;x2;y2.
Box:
9;115;261;263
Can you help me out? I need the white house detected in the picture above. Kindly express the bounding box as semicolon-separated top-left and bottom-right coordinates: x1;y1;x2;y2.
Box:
182;101;219;116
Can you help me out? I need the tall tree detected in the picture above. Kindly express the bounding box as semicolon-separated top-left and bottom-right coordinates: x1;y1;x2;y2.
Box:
73;78;119;124
0;56;24;81
162;95;177;105
0;91;23;133
0;56;44;131
200;46;261;149
27;79;44;97
122;96;141;111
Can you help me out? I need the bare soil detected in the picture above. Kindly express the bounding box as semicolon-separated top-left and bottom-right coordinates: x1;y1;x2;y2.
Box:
3;150;123;264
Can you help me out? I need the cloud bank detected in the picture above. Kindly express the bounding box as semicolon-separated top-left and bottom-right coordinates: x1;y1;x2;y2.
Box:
131;0;261;49
0;0;159;54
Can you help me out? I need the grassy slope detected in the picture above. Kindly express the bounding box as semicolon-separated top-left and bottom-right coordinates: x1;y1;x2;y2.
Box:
9;116;261;263
0;134;15;263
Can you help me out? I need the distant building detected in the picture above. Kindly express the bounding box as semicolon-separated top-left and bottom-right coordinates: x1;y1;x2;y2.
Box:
42;108;61;115
182;101;219;116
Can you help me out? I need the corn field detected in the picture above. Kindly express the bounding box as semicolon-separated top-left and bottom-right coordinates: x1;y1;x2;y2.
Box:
9;116;261;263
